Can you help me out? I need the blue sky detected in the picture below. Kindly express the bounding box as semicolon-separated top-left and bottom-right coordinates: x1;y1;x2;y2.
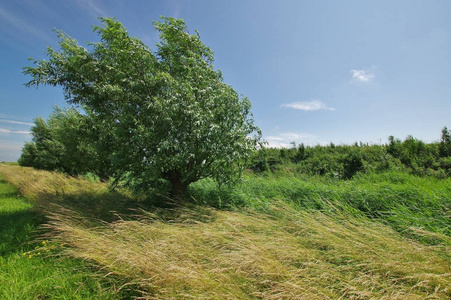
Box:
1;0;450;161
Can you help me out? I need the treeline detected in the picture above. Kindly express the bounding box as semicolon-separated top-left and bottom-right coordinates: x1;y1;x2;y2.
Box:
250;127;451;179
20;106;451;182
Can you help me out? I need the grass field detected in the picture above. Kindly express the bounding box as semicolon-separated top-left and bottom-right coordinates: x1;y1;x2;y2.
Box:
191;171;451;245
0;163;450;298
0;173;134;299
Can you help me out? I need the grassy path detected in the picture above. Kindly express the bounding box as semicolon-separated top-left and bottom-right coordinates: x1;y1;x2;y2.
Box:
0;178;125;299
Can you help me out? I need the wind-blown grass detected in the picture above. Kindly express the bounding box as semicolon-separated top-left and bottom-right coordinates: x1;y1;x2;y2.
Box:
0;168;135;299
0;164;139;222
45;203;451;298
191;171;451;245
1;164;450;298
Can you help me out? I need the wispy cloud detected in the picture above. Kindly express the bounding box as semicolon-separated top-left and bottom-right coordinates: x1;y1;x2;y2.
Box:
73;0;108;17
0;141;26;162
0;113;32;121
0;6;54;44
0;119;34;126
350;69;375;82
281;100;336;111
264;132;317;148
0;128;31;135
0;143;23;151
169;0;183;18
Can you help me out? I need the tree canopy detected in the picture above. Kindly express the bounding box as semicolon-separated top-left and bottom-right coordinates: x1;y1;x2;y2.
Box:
18;107;112;178
24;17;260;199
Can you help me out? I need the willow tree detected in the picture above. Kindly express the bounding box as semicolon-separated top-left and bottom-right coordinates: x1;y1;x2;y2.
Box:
18;107;113;179
24;17;260;199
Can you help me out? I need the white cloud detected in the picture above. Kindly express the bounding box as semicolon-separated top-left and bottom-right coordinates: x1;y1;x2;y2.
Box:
281;100;336;111
0;119;34;126
264;132;317;148
0;128;31;135
350;69;375;82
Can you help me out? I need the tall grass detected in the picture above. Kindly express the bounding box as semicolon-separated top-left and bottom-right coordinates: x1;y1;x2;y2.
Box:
190;171;451;245
45;202;451;298
1;164;450;298
0;164;140;222
0;168;135;299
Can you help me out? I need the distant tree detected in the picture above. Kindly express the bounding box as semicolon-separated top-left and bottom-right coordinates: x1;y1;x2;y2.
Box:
46;107;95;175
18;141;38;167
439;126;451;157
24;17;260;199
18;107;110;177
293;143;306;163
342;151;364;179
387;136;402;158
19;116;64;171
280;148;287;159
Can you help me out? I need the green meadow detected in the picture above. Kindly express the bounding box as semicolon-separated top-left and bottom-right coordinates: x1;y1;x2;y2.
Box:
1;163;450;298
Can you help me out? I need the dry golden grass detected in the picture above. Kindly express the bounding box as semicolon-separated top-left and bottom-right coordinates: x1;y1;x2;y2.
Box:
0;164;136;221
1;164;450;299
0;164;108;200
45;205;451;299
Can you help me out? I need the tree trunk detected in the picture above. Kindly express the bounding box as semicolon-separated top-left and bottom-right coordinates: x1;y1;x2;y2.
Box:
170;179;188;201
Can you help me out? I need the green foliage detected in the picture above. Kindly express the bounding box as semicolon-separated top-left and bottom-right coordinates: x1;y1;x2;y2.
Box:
18;116;65;171
439;126;451;157
18;107;112;178
293;143;306;163
342;150;364;179
250;129;451;179
24;17;260;199
17;142;38;168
